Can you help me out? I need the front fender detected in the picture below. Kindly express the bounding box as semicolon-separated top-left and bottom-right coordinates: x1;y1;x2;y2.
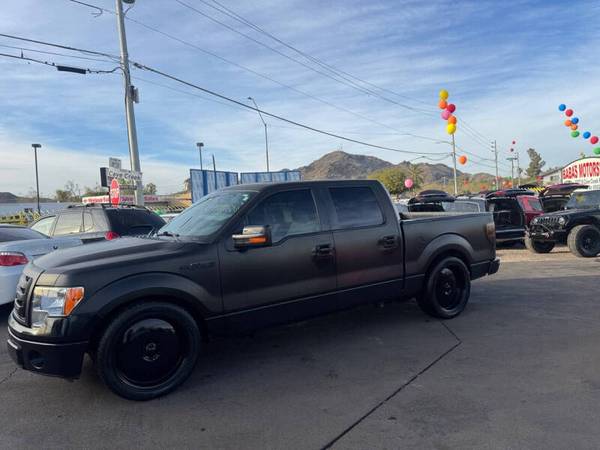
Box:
68;272;221;340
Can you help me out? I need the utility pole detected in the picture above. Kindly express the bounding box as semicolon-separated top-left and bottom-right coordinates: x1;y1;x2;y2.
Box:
507;156;517;188
115;0;143;206
212;154;218;190
451;134;458;195
31;144;42;214
248;97;270;172
491;140;499;190
516;151;521;187
196;142;204;170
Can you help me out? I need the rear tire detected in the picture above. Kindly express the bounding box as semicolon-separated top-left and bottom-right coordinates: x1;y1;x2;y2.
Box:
524;235;555;254
96;302;201;401
417;257;471;319
567;224;600;258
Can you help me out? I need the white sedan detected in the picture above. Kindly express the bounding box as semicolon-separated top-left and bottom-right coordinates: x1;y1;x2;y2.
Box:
0;225;83;305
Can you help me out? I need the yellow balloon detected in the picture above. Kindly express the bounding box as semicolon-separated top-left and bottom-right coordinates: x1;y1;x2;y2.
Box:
446;123;457;134
439;89;449;100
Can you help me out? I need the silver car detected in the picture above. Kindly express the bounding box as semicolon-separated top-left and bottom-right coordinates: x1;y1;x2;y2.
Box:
0;225;83;305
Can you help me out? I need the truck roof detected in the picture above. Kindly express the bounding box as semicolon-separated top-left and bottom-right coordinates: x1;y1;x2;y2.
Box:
223;179;382;192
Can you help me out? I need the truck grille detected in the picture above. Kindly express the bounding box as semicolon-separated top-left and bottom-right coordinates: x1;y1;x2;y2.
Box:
13;272;33;325
536;216;561;227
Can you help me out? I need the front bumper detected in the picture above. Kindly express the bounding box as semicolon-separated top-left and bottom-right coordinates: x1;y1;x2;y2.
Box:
528;225;568;243
7;326;87;379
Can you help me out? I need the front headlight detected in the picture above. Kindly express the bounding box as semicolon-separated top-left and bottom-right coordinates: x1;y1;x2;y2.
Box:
558;216;567;226
31;286;84;328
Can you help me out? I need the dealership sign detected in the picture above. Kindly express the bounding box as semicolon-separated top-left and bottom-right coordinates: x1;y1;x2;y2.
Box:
562;157;600;187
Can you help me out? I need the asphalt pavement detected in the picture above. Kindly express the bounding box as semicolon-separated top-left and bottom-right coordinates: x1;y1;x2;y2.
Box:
1;248;599;449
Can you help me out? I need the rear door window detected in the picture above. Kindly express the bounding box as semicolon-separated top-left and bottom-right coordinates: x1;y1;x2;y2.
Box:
329;187;384;229
53;211;83;236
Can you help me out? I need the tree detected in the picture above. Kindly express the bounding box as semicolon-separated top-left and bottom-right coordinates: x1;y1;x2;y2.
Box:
369;167;408;196
144;182;157;195
406;163;424;188
54;181;81;202
55;190;71;202
526;148;545;178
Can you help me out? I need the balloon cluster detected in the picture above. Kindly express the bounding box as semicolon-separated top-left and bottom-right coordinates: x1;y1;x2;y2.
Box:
558;104;600;155
439;89;467;164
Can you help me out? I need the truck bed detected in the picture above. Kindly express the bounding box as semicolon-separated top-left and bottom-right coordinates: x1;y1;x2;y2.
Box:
400;211;496;277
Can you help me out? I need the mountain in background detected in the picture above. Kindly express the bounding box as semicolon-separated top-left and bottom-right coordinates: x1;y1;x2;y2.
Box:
297;151;495;185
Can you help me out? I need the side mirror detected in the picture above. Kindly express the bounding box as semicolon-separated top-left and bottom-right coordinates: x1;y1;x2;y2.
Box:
232;225;272;249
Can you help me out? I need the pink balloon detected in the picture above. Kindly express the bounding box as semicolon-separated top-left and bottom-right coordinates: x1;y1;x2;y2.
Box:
404;178;414;189
446;103;456;113
441;110;451;120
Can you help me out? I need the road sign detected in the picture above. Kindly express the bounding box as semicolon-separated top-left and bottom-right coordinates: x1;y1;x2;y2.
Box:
100;166;142;187
109;157;122;169
110;179;120;205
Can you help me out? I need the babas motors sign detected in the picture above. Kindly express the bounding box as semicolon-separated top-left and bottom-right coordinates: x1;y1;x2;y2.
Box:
562;157;600;190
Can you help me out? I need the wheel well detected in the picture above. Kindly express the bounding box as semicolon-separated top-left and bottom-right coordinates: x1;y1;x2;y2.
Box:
425;250;471;279
88;295;209;355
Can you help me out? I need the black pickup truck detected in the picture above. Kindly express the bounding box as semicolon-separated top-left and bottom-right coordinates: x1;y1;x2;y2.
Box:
7;180;499;400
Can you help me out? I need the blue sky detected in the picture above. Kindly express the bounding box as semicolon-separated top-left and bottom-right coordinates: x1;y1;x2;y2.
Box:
1;0;600;195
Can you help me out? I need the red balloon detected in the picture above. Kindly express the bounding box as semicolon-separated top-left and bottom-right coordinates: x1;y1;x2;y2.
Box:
591;136;599;144
565;109;573;117
446;103;456;113
512;140;516;145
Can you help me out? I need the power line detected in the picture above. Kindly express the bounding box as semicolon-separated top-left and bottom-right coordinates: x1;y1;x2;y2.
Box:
132;61;449;156
0;51;119;74
67;0;449;143
0;43;115;63
0;32;119;60
175;0;434;114
198;0;437;109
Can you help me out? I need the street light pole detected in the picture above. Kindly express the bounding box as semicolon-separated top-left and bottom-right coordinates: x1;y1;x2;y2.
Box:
196;142;204;170
115;0;143;206
31;144;41;214
248;97;270;172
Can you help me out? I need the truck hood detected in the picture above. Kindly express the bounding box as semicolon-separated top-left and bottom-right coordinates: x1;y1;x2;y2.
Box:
33;236;187;272
538;208;597;218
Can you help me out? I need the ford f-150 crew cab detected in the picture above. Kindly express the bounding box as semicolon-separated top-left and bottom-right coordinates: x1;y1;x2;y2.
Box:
7;180;499;400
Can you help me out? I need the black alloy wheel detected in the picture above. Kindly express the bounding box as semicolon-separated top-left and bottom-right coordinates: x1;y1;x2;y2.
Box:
96;302;201;401
417;256;471;319
568;224;600;258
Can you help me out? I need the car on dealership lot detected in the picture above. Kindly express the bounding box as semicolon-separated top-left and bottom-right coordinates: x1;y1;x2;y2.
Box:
30;204;166;243
527;189;600;257
407;189;543;243
538;183;588;212
0;225;82;305
7;180;498;400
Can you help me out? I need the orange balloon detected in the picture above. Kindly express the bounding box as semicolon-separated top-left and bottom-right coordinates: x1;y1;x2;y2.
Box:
438;99;448;109
458;155;467;165
448;115;457;124
571;124;578;130
565;119;572;127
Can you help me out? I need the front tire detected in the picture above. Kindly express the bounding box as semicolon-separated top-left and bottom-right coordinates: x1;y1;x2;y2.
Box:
567;224;600;258
417;257;471;319
524;235;555;254
96;302;201;401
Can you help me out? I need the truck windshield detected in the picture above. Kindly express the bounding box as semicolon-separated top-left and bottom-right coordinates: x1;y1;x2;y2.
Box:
565;191;600;210
158;190;255;238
